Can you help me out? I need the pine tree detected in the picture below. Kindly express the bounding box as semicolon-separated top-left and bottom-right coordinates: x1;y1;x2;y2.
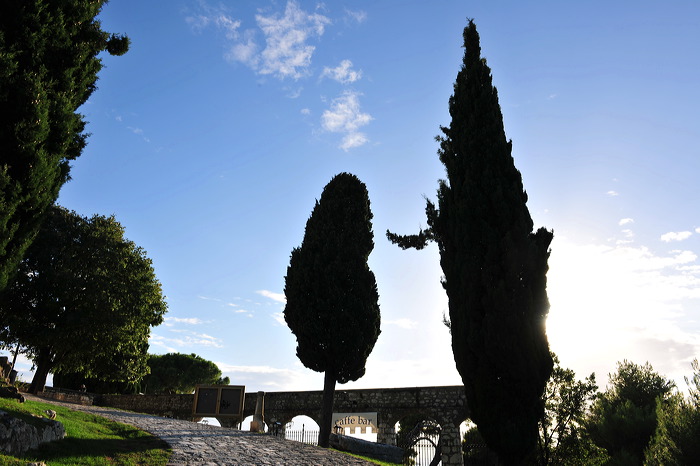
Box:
388;20;553;463
284;173;380;447
0;0;129;291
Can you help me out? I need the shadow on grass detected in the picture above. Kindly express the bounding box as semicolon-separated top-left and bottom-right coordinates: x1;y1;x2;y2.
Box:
17;435;171;465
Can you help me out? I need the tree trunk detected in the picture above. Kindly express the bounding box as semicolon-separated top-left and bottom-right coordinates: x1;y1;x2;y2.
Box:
28;347;53;394
318;369;337;448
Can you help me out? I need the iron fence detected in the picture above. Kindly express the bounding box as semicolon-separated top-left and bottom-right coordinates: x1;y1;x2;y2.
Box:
283;426;319;446
405;434;440;465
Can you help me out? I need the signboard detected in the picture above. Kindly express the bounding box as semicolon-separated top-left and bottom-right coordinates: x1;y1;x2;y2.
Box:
193;385;245;418
332;412;378;434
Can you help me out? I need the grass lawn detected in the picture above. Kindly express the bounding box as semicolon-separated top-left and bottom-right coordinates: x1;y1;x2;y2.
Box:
0;396;170;465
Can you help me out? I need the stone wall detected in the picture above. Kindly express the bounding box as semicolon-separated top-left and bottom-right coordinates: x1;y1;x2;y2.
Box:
329;433;404;463
97;393;195;420
41;387;98;406
0;410;65;455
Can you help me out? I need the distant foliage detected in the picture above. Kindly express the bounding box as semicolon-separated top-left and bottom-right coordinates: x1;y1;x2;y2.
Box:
284;172;380;447
586;360;674;464
387;19;553;463
0;0;129;292
142;353;229;394
537;354;608;465
0;206;165;394
645;359;700;464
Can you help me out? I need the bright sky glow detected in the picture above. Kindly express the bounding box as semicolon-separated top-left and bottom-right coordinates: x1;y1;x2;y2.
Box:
7;1;699;396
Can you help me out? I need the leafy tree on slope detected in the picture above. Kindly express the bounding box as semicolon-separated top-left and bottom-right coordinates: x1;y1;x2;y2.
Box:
0;206;165;394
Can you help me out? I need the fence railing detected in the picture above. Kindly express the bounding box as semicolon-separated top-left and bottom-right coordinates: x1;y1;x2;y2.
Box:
283;426;319;446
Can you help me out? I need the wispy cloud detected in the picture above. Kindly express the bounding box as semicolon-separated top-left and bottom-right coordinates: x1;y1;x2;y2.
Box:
344;8;367;24
256;289;286;303
619;218;634;226
384;318;418;330
150;330;224;351
607;190;619;197
233;308;254;318
254;1;331;79
321;59;362;84
661;231;693;242
186;1;330;80
163;316;203;326
215;362;322;390
321;90;372;150
272;311;286;326
198;295;222;302
126;126;150;143
185;1;241;38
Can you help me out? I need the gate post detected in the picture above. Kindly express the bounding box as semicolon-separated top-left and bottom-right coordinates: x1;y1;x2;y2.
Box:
376;411;396;445
440;422;464;466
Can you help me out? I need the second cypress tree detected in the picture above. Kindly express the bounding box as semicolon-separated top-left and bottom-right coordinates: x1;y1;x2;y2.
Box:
388;20;553;463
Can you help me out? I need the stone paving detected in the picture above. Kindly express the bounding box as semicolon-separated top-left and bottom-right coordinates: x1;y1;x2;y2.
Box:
26;395;375;465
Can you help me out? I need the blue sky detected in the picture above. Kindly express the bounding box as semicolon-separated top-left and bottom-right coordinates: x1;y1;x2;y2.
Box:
8;0;700;395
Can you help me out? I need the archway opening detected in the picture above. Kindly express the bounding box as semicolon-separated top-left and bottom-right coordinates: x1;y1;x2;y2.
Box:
283;415;319;445
240;414;267;432
396;415;442;466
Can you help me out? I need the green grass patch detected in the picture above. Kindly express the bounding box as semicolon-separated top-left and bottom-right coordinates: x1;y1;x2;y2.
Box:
0;396;170;465
333;449;402;465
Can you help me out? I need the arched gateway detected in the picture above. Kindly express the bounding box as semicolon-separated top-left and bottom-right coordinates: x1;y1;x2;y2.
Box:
239;385;469;466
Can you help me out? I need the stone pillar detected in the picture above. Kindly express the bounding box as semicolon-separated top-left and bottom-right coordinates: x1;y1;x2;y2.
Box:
376;412;396;445
250;391;265;432
440;422;464;466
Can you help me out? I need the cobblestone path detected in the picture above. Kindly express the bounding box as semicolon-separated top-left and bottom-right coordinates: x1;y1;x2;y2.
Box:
27;395;375;465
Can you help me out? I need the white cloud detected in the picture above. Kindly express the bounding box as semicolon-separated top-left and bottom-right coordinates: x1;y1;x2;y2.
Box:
340;132;369;151
300;108;311;115
546;236;700;389
253;1;331;79
150;330;224;351
272;311;287;326
226;30;259;66
619;218;634;226
321;60;362;84
215;362;323;390
384;318;418;330
661;231;693;242
232;308;254;318
696;227;700;234
257;289;286;303
187;1;330;80
321;90;372;150
164;317;203;326
607;190;619;196
344;8;367;24
198;295;222;302
185;3;240;39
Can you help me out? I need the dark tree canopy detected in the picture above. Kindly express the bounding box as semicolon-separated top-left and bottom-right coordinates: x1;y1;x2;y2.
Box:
0;206;166;394
0;0;129;291
284;172;380;447
142;353;229;395
388;19;553;463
